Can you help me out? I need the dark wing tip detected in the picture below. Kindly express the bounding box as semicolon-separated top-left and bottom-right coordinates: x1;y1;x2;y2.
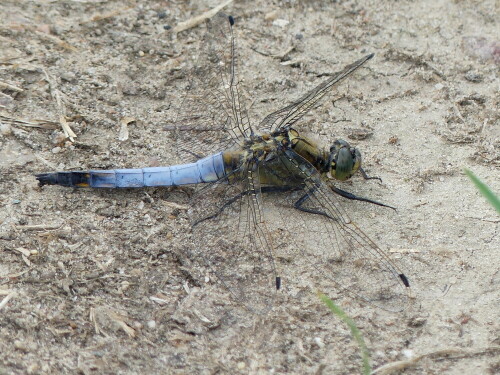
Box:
228;15;234;26
399;273;410;288
366;52;375;60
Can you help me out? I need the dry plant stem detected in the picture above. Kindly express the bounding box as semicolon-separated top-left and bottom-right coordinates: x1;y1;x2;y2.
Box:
173;0;234;33
372;347;500;374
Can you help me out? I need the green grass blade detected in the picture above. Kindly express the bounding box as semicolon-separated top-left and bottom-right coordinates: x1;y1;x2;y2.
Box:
464;169;500;214
318;293;371;375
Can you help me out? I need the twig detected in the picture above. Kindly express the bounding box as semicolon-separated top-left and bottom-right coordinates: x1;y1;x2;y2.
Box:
173;0;234;33
42;69;77;140
0;80;23;92
15;223;64;231
0;114;59;129
81;6;134;24
0;291;16;311
371;347;500;374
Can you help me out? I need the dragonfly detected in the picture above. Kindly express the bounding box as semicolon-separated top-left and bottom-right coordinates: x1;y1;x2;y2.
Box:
36;13;410;313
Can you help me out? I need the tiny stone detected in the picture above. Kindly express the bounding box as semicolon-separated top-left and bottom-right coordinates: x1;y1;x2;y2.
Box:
295;33;303;40
464;71;483;83
314;337;325;348
157;11;167;19
0;123;12;136
60;71;76;82
51;146;62;154
138;50;145;57
434;83;444;90
264;10;278;21
14;340;28;352
237;362;246;370
273;19;290;28
147;320;156;329
163;25;171;30
402;349;414;358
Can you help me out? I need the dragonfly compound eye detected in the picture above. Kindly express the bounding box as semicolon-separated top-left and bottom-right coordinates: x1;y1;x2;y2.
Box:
329;140;361;181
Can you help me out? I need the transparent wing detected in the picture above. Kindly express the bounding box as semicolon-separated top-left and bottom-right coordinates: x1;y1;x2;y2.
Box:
186;160;279;314
259;53;374;133
167;13;253;163
257;150;410;312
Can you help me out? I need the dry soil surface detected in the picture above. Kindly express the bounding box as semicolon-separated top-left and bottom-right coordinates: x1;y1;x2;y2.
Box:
0;1;499;374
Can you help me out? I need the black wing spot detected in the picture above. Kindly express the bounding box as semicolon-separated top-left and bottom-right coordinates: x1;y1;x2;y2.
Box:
399;273;410;288
228;15;234;26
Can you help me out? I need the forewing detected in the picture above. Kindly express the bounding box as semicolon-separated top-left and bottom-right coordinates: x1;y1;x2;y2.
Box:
258;54;374;133
258;150;410;312
186;162;278;314
167;13;252;163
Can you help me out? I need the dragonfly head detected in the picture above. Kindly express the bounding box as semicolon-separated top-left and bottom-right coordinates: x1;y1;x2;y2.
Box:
328;139;362;181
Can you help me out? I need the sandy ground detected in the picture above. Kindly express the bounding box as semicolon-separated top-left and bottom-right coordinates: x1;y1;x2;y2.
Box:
1;0;499;374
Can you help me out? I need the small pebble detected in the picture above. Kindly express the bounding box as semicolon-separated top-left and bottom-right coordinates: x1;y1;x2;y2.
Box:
464;71;483;83
147;320;156;329
314;337;325;348
14;340;28;352
51;146;62;154
273;19;289;28
60;71;76;82
138;50;145;57
434;83;444;90
264;10;278;21
402;349;414;358
0;123;12;136
237;362;246;370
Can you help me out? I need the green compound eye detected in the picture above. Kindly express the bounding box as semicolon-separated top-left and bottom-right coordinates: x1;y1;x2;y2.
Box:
329;140;361;181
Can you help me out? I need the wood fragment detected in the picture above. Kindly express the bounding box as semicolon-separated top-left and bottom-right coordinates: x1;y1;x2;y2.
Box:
42;69;77;140
0;80;23;92
81;6;134;24
0;114;59;129
163;201;189;211
0;291;16;311
34;30;77;52
372;347;500;374
173;0;234;33
15;223;64;231
118;117;135;142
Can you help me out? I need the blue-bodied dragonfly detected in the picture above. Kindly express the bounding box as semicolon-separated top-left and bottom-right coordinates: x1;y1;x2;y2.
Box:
36;13;410;313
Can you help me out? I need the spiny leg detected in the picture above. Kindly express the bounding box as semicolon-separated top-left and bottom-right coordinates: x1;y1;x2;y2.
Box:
294;188;334;220
330;186;396;210
294;185;395;219
193;185;296;227
359;167;382;182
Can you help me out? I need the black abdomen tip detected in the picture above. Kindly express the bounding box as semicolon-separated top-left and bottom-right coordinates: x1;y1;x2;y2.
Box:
36;173;58;186
228;15;234;26
35;171;90;187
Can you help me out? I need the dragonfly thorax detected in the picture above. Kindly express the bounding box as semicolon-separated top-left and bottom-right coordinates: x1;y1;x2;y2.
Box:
328;139;362;181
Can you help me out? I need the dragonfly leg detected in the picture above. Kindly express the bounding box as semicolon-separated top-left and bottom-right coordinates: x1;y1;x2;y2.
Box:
359;167;382;182
193;186;296;227
294;190;334;220
331;186;396;210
